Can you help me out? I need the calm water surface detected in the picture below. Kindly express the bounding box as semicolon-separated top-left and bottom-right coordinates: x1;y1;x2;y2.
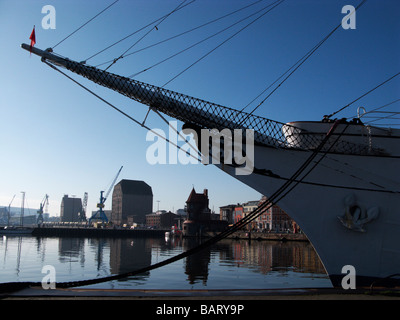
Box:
0;235;332;290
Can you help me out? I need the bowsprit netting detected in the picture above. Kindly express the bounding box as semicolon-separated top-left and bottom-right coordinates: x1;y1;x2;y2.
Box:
66;60;381;156
22;44;380;156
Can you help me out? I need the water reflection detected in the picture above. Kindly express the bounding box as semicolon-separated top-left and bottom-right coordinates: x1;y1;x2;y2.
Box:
109;238;151;277
184;238;211;285
58;238;85;263
182;239;326;282
0;236;328;288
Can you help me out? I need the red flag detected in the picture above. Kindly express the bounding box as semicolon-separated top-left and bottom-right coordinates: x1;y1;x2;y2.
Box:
29;26;36;54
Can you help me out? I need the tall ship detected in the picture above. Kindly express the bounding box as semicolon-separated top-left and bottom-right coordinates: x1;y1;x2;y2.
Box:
20;2;399;288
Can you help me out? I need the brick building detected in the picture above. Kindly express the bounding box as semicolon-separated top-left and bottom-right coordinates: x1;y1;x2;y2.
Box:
256;196;299;232
146;211;177;229
183;188;228;236
111;179;153;226
233;205;243;224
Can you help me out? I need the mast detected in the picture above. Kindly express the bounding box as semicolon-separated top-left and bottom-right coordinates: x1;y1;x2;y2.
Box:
20;192;25;226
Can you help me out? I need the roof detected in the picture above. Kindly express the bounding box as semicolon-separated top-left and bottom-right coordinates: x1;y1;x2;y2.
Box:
244;200;259;207
115;179;153;196
186;188;207;203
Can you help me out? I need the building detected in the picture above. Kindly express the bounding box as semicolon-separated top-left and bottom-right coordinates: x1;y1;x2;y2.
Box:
219;204;236;224
175;208;187;230
60;195;82;222
183;188;228;236
218;196;300;233
233;205;243;224
256;196;299;232
243;200;259;230
176;208;187;217
111;179;153;226
186;188;211;222
146;211;177;229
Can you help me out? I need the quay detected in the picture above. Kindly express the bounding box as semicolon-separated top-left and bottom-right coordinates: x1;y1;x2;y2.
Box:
32;226;168;238
223;231;307;242
31;226;308;242
193;231;308;242
3;286;400;300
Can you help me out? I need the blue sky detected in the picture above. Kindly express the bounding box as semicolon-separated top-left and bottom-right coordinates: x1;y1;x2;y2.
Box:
0;0;399;217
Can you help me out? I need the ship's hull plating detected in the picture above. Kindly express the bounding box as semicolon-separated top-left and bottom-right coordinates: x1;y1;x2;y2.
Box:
216;141;400;287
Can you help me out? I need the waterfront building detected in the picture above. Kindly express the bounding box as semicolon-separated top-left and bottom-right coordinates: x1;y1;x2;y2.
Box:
60;195;82;222
243;200;259;230
174;209;187;231
186;188;211;222
219;204;236;224
145;211;177;229
183;188;228;236
218;196;299;233
256;196;299;232
111;179;153;226
233;205;243;224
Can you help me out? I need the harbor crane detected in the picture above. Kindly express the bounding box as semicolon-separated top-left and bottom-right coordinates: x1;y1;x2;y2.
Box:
78;192;88;222
37;194;49;224
89;166;123;225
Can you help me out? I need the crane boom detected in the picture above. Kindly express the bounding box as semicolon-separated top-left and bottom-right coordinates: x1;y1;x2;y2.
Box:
104;166;123;203
79;192;88;222
90;166;123;224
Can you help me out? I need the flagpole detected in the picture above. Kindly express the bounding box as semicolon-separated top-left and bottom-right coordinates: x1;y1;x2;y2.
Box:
29;25;36;55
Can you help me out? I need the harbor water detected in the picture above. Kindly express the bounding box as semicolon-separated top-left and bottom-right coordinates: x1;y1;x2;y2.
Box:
0;235;332;290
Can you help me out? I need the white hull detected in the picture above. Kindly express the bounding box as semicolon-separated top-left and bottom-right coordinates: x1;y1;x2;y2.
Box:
216;122;400;287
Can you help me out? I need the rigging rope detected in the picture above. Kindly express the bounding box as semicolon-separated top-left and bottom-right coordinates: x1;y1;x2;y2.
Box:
86;0;195;64
240;0;366;121
43;61;202;164
162;0;284;87
52;0;120;49
347;98;400;125
126;0;273;78
104;0;191;71
325;71;400;120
